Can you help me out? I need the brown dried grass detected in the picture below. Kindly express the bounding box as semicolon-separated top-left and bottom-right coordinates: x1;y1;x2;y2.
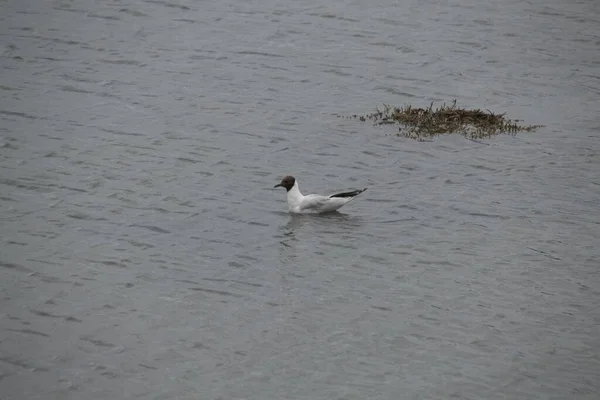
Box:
351;100;543;140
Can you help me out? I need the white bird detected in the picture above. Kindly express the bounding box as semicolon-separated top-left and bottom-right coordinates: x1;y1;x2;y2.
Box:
274;175;367;214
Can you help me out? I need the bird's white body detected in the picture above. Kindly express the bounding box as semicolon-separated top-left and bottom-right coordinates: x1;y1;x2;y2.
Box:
284;180;366;214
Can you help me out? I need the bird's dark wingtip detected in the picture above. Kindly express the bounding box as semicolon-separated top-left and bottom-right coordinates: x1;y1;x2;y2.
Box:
329;188;368;198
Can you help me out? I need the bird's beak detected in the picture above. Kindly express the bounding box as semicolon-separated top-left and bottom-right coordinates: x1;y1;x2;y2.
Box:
274;184;281;188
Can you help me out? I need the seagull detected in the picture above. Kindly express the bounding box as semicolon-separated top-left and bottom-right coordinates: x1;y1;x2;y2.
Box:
274;175;367;214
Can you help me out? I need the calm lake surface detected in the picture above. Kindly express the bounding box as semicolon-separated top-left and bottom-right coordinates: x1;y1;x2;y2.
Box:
1;0;599;399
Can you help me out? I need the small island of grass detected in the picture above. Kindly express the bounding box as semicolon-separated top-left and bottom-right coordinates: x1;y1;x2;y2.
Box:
350;100;543;140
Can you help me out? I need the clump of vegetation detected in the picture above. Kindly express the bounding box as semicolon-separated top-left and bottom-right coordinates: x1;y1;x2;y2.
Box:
350;100;543;140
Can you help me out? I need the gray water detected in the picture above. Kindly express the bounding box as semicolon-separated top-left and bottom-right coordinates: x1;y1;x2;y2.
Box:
1;0;599;399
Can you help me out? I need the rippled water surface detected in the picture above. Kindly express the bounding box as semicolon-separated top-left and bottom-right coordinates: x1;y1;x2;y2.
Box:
1;0;599;399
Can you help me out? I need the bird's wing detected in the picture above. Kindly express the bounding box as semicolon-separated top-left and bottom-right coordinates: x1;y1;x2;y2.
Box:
298;194;331;211
299;194;349;213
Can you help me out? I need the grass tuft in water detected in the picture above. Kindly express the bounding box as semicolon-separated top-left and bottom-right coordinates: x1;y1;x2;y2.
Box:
350;100;543;140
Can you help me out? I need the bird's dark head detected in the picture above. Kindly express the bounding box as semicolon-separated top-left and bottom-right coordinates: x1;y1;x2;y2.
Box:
274;175;296;192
